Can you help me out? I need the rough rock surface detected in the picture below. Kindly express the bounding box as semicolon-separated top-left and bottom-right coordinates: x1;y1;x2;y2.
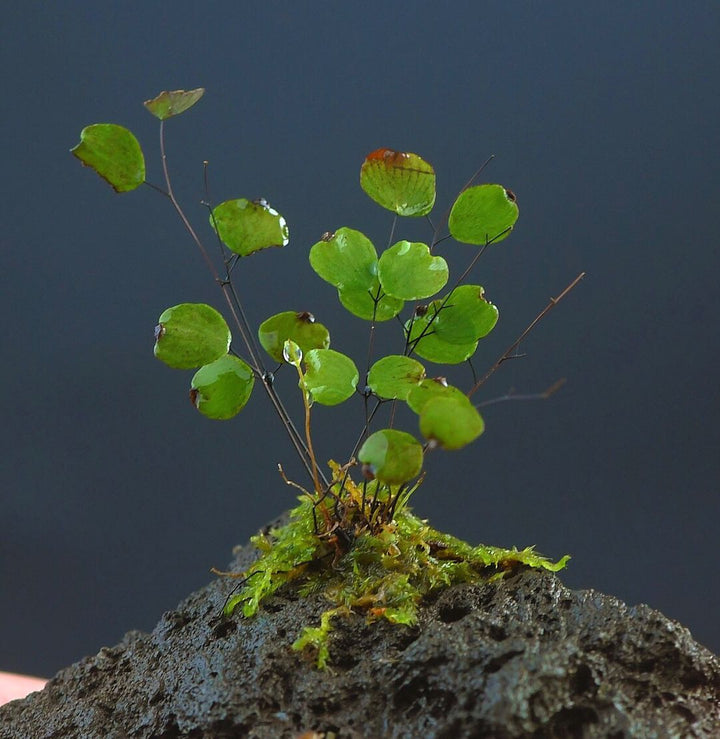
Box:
2;519;719;738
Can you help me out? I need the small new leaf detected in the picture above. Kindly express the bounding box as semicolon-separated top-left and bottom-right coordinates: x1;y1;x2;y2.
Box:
430;285;499;345
143;88;205;120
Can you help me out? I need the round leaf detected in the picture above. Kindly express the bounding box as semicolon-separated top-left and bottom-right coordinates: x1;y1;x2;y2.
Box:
419;397;484;450
448;184;518;245
378;241;448;300
71;124;145;193
258;311;330;363
431;285;499;344
338;282;404;322
406;378;468;414
406;313;477;364
368;355;426;400
154;303;231;370
358;429;424;485
190;355;255;420
303;349;358;406
309;228;377;291
413;334;477;364
360;149;436;217
143;88;205;120
211;198;289;256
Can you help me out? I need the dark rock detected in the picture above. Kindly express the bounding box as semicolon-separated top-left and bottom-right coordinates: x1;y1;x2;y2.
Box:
2;526;719;738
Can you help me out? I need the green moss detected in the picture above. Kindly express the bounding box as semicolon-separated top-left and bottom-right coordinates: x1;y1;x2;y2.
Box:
222;493;569;668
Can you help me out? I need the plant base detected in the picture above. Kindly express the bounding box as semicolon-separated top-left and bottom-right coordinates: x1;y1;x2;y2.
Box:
220;499;569;667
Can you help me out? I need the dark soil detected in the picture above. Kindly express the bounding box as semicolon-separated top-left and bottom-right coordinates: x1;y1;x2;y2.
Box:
2;517;719;738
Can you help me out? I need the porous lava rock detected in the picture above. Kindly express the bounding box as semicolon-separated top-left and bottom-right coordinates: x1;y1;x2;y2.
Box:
2;519;719;738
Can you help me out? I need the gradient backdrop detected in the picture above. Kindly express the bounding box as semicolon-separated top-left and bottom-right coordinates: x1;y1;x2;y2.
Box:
2;2;719;678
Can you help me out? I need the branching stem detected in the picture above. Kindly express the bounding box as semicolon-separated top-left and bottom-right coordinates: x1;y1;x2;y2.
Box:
475;378;566;408
468;272;586;398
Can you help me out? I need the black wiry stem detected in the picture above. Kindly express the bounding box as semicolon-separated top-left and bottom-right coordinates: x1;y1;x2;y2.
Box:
157;121;327;488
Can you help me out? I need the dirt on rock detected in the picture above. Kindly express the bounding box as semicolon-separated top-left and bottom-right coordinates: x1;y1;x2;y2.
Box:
2;521;719;738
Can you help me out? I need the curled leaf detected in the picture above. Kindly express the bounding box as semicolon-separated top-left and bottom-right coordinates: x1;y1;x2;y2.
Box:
143;88;205;120
71;124;145;193
282;339;303;366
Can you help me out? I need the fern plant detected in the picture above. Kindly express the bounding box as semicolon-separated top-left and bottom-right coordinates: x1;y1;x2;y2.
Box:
72;88;582;666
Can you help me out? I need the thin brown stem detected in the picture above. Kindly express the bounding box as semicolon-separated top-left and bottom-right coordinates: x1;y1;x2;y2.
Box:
468;272;586;398
475;378;567;408
303;390;322;496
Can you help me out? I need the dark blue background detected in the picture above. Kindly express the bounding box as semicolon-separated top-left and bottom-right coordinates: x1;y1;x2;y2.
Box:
2;2;719;677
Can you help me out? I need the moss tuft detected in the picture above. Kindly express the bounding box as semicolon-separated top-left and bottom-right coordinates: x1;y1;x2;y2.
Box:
221;492;569;668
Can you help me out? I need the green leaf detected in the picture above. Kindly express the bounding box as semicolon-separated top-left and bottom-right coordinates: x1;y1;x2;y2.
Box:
412;333;477;364
258;311;330;363
143;88;205;120
190;355;255;420
154;303;231;370
430;285;499;344
406;312;477;364
338;282;404;322
360;149;436;217
419;397;484;450
448;184;518;245
71;124;145;193
309;228;378;291
358;429;424;485
377;241;448;300
303;349;358;406
406;378;468;414
309;228;406;321
367;355;425;400
211;198;289;256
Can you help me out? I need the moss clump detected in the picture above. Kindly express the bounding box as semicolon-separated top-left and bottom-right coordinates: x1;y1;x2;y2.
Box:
220;474;569;667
